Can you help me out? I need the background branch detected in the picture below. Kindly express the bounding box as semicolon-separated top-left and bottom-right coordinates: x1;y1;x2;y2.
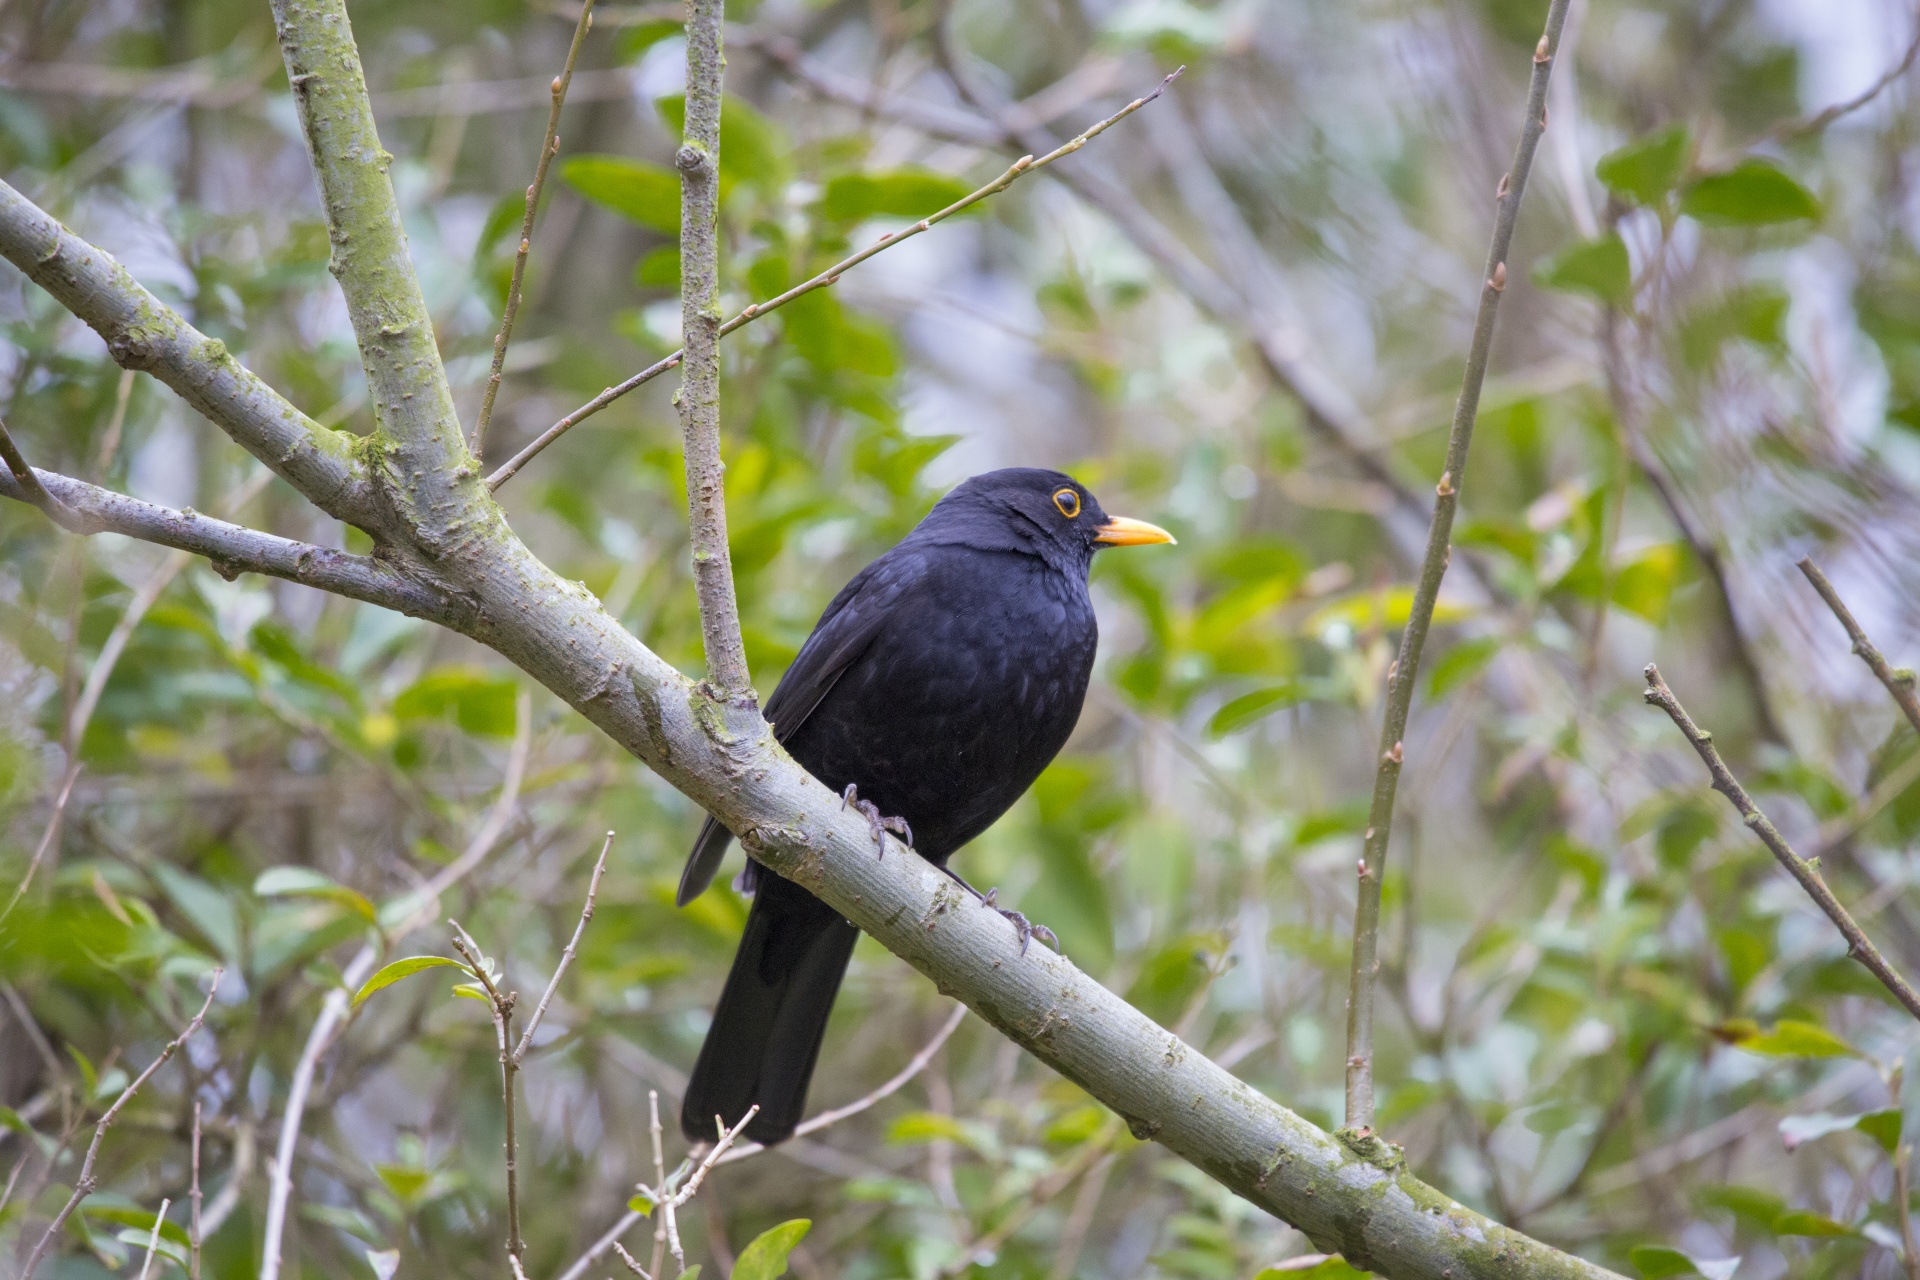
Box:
470;0;596;458
1643;662;1920;1022
1798;557;1920;739
1341;0;1571;1133
18;971;220;1280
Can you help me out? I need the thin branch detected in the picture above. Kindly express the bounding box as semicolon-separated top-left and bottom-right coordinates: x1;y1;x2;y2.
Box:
1341;0;1571;1133
513;830;615;1062
1771;16;1920;140
612;1242;653;1279
0;464;457;622
1643;662;1920;1022
718;1001;968;1162
648;1091;669;1279
675;0;752;699
471;0;596;457
1798;558;1920;739
19;971;220;1280
450;925;525;1260
135;1198;171;1280
0;180;374;526
483;70;1181;491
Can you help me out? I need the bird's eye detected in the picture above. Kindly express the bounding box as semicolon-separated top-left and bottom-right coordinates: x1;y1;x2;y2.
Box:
1052;488;1081;519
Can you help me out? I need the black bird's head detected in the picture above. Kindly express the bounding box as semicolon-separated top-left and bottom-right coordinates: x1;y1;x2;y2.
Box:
915;467;1175;574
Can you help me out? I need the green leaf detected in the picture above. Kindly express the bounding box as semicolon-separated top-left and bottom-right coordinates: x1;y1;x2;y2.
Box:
819;169;976;222
1595;125;1690;205
352;955;469;1008
1207;682;1305;736
1773;1209;1859;1237
886;1111;972;1145
732;1219;810;1280
1629;1245;1699;1279
1427;637;1500;698
1679;159;1819;227
1253;1259;1370;1280
253;867;376;922
1858;1108;1903;1153
1611;544;1680;624
1533;233;1632;308
627;1190;656;1216
1728;1018;1858;1059
561;155;682;234
392;668;519;737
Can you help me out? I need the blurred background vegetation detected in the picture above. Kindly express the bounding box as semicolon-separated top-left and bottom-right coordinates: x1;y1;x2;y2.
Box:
4;0;1920;1276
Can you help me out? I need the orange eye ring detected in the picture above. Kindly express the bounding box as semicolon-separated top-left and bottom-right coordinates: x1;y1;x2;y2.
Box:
1052;488;1081;519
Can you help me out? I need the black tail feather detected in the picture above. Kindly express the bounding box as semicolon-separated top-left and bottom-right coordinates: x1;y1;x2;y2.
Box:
680;871;859;1146
678;815;734;907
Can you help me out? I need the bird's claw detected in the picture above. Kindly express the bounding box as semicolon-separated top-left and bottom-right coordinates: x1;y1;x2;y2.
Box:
981;888;1058;955
842;783;911;857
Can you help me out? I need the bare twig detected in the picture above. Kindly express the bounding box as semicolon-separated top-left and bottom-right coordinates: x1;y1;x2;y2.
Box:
561;1010;961;1280
135;1198;171;1280
719;1002;967;1162
648;1091;669;1279
190;1103;204;1280
1798;558;1920;739
19;971;220;1280
1341;0;1571;1132
1771;17;1920;141
450;924;526;1261
1643;663;1920;1022
613;1242;654;1278
471;0;596;457
513;830;615;1062
483;70;1181;491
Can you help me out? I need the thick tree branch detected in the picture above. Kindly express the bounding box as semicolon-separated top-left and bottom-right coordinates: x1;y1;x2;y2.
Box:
1343;0;1570;1133
0;180;375;527
1643;663;1920;1022
676;0;752;699
270;0;471;535
0;464;461;622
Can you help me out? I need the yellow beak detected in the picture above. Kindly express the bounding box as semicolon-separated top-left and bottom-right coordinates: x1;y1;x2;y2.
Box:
1094;515;1177;547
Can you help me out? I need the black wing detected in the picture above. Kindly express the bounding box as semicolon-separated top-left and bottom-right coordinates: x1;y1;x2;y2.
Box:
674;551;926;905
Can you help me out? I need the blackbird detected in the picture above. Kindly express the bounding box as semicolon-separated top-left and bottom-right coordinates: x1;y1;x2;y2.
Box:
676;467;1174;1145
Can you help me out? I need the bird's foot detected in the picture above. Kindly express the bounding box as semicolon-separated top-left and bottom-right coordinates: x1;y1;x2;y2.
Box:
842;783;912;857
982;887;1059;956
